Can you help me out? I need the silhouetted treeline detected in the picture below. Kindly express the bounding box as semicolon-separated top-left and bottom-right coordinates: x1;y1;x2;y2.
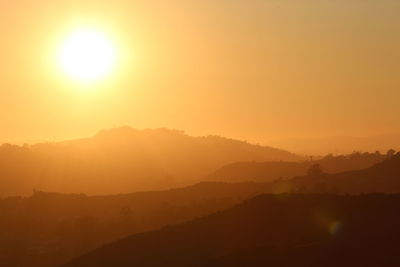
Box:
209;151;388;183
64;194;400;267
0;127;302;197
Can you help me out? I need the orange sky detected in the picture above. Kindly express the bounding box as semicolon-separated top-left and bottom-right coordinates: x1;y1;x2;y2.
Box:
1;0;400;145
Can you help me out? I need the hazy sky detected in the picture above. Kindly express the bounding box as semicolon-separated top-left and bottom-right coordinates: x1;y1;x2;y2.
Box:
1;0;400;144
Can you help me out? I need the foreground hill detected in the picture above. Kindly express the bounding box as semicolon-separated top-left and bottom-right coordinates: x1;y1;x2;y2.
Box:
0;126;301;196
209;151;386;183
65;194;400;267
0;182;272;267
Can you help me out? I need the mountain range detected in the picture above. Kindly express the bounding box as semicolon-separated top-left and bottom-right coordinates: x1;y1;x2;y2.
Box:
2;155;400;266
209;151;386;183
0;126;301;196
270;134;400;155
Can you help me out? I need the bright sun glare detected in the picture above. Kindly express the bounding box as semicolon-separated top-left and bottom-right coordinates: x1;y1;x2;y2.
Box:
58;28;117;83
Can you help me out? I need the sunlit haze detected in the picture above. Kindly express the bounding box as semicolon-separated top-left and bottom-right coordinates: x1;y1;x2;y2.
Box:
0;0;399;148
2;2;400;266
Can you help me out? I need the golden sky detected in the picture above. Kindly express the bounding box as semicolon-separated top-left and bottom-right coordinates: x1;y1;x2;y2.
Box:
1;0;400;144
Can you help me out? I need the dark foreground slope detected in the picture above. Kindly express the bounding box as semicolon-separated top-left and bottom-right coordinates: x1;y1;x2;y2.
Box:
65;194;400;267
0;182;271;267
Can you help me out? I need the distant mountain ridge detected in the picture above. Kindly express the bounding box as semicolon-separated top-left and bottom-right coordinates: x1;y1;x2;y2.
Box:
209;151;386;183
266;153;400;195
0;126;302;196
270;134;400;155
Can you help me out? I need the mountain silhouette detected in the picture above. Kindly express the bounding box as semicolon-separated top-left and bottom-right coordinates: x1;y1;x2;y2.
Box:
64;194;400;267
267;153;400;194
209;151;386;183
2;156;400;266
0;126;302;196
270;134;400;155
0;182;274;266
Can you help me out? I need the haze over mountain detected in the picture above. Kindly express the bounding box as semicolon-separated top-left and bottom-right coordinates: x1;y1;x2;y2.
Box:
1;0;400;266
265;153;400;195
208;153;400;196
209;151;386;183
270;134;400;155
0;182;271;267
65;194;400;267
2;154;400;266
0;126;301;196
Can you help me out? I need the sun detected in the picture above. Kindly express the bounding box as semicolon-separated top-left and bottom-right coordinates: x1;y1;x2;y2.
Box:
58;28;117;83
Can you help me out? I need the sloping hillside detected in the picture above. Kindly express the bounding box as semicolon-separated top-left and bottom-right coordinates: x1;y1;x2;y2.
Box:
0;182;272;267
209;152;386;183
0;127;301;196
2;157;400;266
268;153;400;194
64;194;400;267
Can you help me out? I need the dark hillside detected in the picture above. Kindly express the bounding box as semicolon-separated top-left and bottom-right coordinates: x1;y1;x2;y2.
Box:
209;151;386;183
270;153;400;194
0;182;271;266
65;194;400;267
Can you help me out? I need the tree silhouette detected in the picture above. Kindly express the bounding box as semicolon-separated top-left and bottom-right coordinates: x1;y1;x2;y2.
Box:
307;163;323;177
387;149;396;160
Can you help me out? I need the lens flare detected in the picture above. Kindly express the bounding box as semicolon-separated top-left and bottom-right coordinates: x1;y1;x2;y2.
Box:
329;221;342;235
